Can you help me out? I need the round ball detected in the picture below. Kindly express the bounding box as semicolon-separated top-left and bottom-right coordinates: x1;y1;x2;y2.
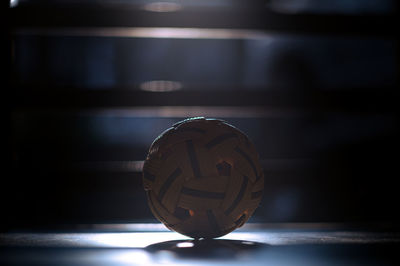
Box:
143;117;264;239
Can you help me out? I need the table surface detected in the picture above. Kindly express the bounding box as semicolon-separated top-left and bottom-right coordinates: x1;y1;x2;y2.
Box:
1;223;399;265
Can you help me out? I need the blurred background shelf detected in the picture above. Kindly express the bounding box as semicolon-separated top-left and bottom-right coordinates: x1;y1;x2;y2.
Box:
9;4;397;38
4;0;399;231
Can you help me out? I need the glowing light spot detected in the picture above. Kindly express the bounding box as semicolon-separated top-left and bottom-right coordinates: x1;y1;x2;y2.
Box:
140;80;183;92
241;241;255;245
10;0;19;7
176;242;194;248
143;2;183;12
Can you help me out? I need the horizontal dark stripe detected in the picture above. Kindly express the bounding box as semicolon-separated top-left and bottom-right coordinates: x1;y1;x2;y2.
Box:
143;170;156;182
157;167;182;202
186;140;202;179
234;146;259;181
181;187;225;199
205;133;237;149
225;175;248;215
251;190;263;199
13;88;399;111
235;214;246;226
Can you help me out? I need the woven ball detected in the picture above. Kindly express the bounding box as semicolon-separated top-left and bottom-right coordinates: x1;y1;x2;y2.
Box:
143;117;264;239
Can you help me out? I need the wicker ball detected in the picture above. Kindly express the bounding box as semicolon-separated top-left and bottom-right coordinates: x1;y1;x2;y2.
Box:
143;117;264;239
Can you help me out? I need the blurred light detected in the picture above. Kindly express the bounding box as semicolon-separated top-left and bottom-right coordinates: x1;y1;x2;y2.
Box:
81;106;302;118
176;242;194;248
10;0;18;8
143;2;183;12
140;80;183;92
241;241;256;245
109;250;153;265
3;230;397;250
86;232;190;248
15;27;272;40
91;223;167;232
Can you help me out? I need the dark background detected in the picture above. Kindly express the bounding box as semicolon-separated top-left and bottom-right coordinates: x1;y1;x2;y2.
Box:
3;0;399;230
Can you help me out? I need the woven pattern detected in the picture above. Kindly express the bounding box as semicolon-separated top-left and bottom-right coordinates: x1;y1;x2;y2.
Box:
143;117;264;239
